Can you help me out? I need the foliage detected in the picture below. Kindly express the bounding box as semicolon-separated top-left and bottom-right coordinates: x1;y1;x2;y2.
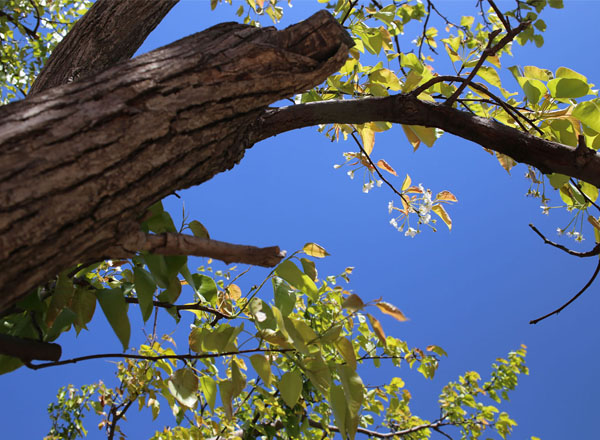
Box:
1;0;599;438
0;0;91;103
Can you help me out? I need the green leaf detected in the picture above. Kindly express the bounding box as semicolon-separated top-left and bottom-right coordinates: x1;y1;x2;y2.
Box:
329;385;347;440
189;220;209;239
46;308;76;341
46;273;75;328
133;267;156;322
70;287;96;331
219;380;234;419
230;360;246;397
167;368;199;408
336;337;357;370
517;77;547;104
200;376;217;411
523;65;552;81
95;288;130;351
250;354;272;386
275;260;318;302
573;99;600;133
337;364;364;440
249;298;276;330
272;277;296;316
548;173;570;189
548;77;589;99
280;370;303;408
300;258;317;281
143;253;169;288
192;274;218;304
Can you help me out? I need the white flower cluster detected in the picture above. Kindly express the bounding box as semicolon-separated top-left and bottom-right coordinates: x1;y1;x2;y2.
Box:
333;152;382;194
556;228;585;241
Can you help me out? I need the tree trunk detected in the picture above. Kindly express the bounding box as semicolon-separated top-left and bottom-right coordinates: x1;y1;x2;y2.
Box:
0;10;353;312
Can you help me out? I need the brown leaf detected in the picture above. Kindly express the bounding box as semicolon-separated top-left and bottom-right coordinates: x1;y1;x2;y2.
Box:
367;313;387;347
342;293;365;312
226;284;242;300
376;159;397;176
435;190;458;202
375;301;408;322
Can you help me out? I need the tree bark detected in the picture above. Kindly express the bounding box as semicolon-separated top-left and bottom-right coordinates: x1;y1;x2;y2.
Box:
0;10;353;312
28;0;179;95
251;95;600;186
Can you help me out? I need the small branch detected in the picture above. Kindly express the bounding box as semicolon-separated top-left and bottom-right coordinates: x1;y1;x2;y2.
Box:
124;297;232;320
570;178;600;212
0;334;62;361
340;0;358;26
349;132;413;212
445;21;529;107
25;348;292;370
530;258;600;324
529;224;600;257
110;232;285;268
307;417;451;439
487;0;511;32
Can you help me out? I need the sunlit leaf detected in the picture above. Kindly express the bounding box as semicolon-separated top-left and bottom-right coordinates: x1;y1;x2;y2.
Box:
280;370;302;408
189;220;209;239
435;190;458;202
200;376;217;411
250;354;272;387
375;301;408;322
401;174;412;191
342;293;365;312
367;313;386;346
432;204;452;230
335;337;357;370
303;242;329;258
496;152;517;174
167;368;198;408
275;260;318;301
376;159;397;176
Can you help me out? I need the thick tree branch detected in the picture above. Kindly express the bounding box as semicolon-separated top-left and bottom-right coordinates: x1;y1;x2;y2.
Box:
0;333;61;361
29;0;179;95
107;232;284;267
252;94;600;187
0;11;353;312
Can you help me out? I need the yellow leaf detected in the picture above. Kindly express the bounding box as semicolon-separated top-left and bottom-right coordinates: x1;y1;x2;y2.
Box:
375;302;408;322
401;174;411;191
432;204;452;230
435;190;458;202
402;125;421;151
495;152;516;174
360;126;375;155
302;242;329;258
367;313;386;347
226;284;242;300
376;159;397;176
342;293;365;312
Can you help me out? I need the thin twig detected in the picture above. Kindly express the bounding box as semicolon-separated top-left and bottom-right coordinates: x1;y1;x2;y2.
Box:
570;178;600;212
487;0;511;31
26;348;293;370
529;224;600;257
349;131;413;210
340;0;358;26
530;258;600;324
124;297;232;320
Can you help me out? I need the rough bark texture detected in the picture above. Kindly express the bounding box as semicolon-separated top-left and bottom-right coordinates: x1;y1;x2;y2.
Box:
0;10;353;312
252;95;600;187
107;233;285;268
0;334;61;361
29;0;179;95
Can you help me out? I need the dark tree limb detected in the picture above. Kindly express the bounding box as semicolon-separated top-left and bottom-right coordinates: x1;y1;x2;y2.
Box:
0;333;61;361
251;94;600;187
529;224;600;257
106;233;284;267
530;258;600;324
29;0;179;95
0;10;353;312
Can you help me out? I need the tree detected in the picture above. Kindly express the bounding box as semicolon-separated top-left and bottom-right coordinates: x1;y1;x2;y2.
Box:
1;0;598;438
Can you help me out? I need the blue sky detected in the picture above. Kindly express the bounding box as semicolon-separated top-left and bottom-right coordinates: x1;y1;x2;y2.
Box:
3;1;600;439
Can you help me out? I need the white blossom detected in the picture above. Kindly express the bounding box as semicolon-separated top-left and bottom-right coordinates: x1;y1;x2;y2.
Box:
388;201;394;214
405;227;417;238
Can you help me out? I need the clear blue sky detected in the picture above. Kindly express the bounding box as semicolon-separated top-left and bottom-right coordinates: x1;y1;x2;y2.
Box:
3;1;600;439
